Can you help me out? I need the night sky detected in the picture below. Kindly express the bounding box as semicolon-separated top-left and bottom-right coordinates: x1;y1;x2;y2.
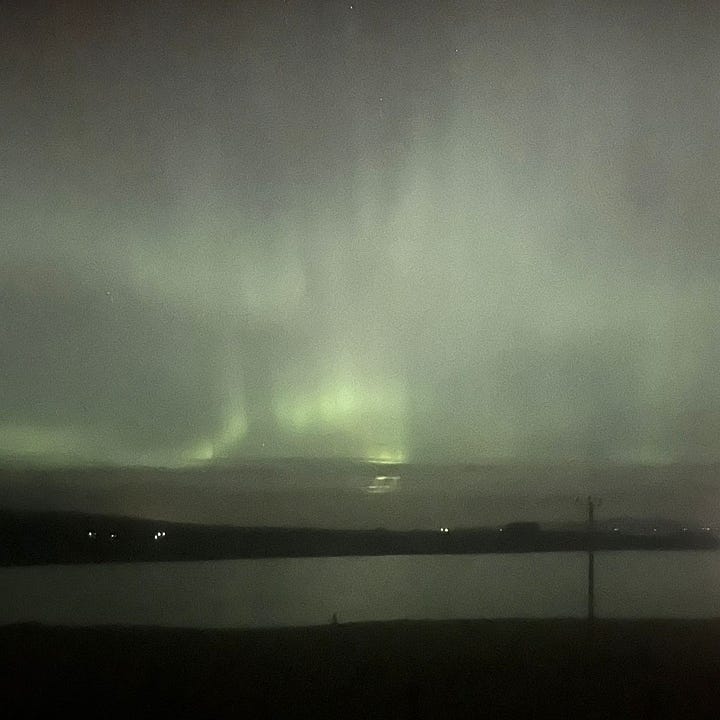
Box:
3;0;720;469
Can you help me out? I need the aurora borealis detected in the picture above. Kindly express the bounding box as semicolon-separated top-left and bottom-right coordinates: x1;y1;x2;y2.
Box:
3;1;720;469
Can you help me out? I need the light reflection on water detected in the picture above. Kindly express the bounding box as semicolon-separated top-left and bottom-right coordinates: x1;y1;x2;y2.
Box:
0;552;717;628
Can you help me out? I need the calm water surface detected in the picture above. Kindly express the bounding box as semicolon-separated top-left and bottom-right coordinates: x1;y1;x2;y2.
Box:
0;552;716;627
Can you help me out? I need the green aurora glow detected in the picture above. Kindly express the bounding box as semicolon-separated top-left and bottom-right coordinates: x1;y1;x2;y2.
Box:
3;2;720;468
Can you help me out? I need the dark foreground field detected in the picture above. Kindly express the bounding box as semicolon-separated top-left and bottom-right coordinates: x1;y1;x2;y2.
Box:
2;619;720;718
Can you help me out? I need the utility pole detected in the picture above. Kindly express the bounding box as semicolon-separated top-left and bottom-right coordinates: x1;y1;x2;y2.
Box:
587;495;595;624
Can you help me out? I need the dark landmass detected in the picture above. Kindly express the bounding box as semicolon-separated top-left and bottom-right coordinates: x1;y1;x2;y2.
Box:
3;619;720;718
2;460;720;530
0;509;716;566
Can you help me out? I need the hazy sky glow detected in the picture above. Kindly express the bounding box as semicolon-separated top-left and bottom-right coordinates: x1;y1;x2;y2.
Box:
3;1;720;467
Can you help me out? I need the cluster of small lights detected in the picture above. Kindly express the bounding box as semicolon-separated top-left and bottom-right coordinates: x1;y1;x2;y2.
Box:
439;527;449;533
154;531;166;540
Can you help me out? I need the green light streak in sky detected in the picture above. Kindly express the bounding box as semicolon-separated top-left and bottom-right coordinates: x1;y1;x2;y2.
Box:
181;410;249;464
273;375;407;462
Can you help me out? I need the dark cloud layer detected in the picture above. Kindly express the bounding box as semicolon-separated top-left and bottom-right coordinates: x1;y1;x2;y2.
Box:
2;1;720;467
